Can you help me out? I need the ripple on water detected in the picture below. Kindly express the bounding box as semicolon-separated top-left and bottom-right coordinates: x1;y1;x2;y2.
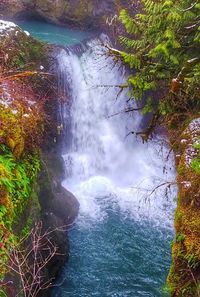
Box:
53;207;173;297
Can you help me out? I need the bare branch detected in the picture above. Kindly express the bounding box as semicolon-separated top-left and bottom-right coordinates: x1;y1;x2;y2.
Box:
3;221;66;297
107;105;144;118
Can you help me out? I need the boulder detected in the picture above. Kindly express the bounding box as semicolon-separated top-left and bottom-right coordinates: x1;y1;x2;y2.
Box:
35;155;79;296
48;187;80;225
38;154;79;226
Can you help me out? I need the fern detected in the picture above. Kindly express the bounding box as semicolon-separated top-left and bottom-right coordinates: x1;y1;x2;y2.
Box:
119;9;141;35
116;0;200;121
121;52;141;69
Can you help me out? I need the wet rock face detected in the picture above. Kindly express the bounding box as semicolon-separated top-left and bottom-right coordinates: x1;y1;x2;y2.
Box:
0;0;116;29
38;153;80;227
37;155;79;296
35;0;115;27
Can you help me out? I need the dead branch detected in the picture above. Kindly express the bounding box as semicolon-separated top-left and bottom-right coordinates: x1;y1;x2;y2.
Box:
2;221;67;297
132;180;177;203
179;2;197;12
93;84;128;89
126;111;161;142
0;71;54;83
104;44;124;62
107;105;145;118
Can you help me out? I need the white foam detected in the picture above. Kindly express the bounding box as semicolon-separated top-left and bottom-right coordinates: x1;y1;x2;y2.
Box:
58;36;176;229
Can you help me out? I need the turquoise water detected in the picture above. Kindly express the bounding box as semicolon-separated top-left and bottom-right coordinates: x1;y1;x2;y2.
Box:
53;213;172;297
20;21;175;297
17;20;93;46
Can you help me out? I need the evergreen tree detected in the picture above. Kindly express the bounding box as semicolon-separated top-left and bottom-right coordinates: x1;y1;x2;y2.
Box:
116;0;200;138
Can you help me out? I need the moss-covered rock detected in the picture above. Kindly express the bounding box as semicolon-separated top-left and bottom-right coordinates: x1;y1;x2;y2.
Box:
167;118;200;297
0;20;47;72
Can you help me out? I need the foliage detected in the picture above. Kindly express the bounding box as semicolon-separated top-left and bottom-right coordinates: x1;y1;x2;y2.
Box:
0;145;40;277
191;138;200;174
0;79;43;278
176;233;185;243
0;30;49;282
0;26;55;295
116;0;200;137
167;126;200;297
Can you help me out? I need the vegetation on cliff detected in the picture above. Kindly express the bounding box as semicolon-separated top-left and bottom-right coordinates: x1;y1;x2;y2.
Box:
167;119;200;297
0;22;50;291
0;20;79;297
112;1;200;296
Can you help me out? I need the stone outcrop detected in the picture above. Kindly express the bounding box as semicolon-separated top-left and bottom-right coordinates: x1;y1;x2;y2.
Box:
38;153;80;229
0;0;116;29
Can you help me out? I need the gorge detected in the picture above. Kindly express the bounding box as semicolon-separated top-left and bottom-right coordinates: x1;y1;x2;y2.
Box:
0;1;199;296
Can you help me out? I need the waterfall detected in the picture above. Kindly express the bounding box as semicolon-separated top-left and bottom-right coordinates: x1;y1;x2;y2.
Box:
53;34;177;297
57;34;176;227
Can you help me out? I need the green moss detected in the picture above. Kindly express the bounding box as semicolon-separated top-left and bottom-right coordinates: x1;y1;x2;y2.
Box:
174;208;182;227
16;182;41;238
191;138;200;174
177;163;185;176
176;233;185;243
73;1;94;20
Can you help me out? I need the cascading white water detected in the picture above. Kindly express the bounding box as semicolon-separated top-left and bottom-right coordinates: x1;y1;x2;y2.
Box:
54;34;177;297
57;35;176;227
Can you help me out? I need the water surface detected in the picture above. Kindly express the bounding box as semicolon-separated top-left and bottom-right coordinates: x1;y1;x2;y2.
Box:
17;20;93;46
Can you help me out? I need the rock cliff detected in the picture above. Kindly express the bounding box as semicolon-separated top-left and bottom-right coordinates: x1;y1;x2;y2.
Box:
0;0;116;29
